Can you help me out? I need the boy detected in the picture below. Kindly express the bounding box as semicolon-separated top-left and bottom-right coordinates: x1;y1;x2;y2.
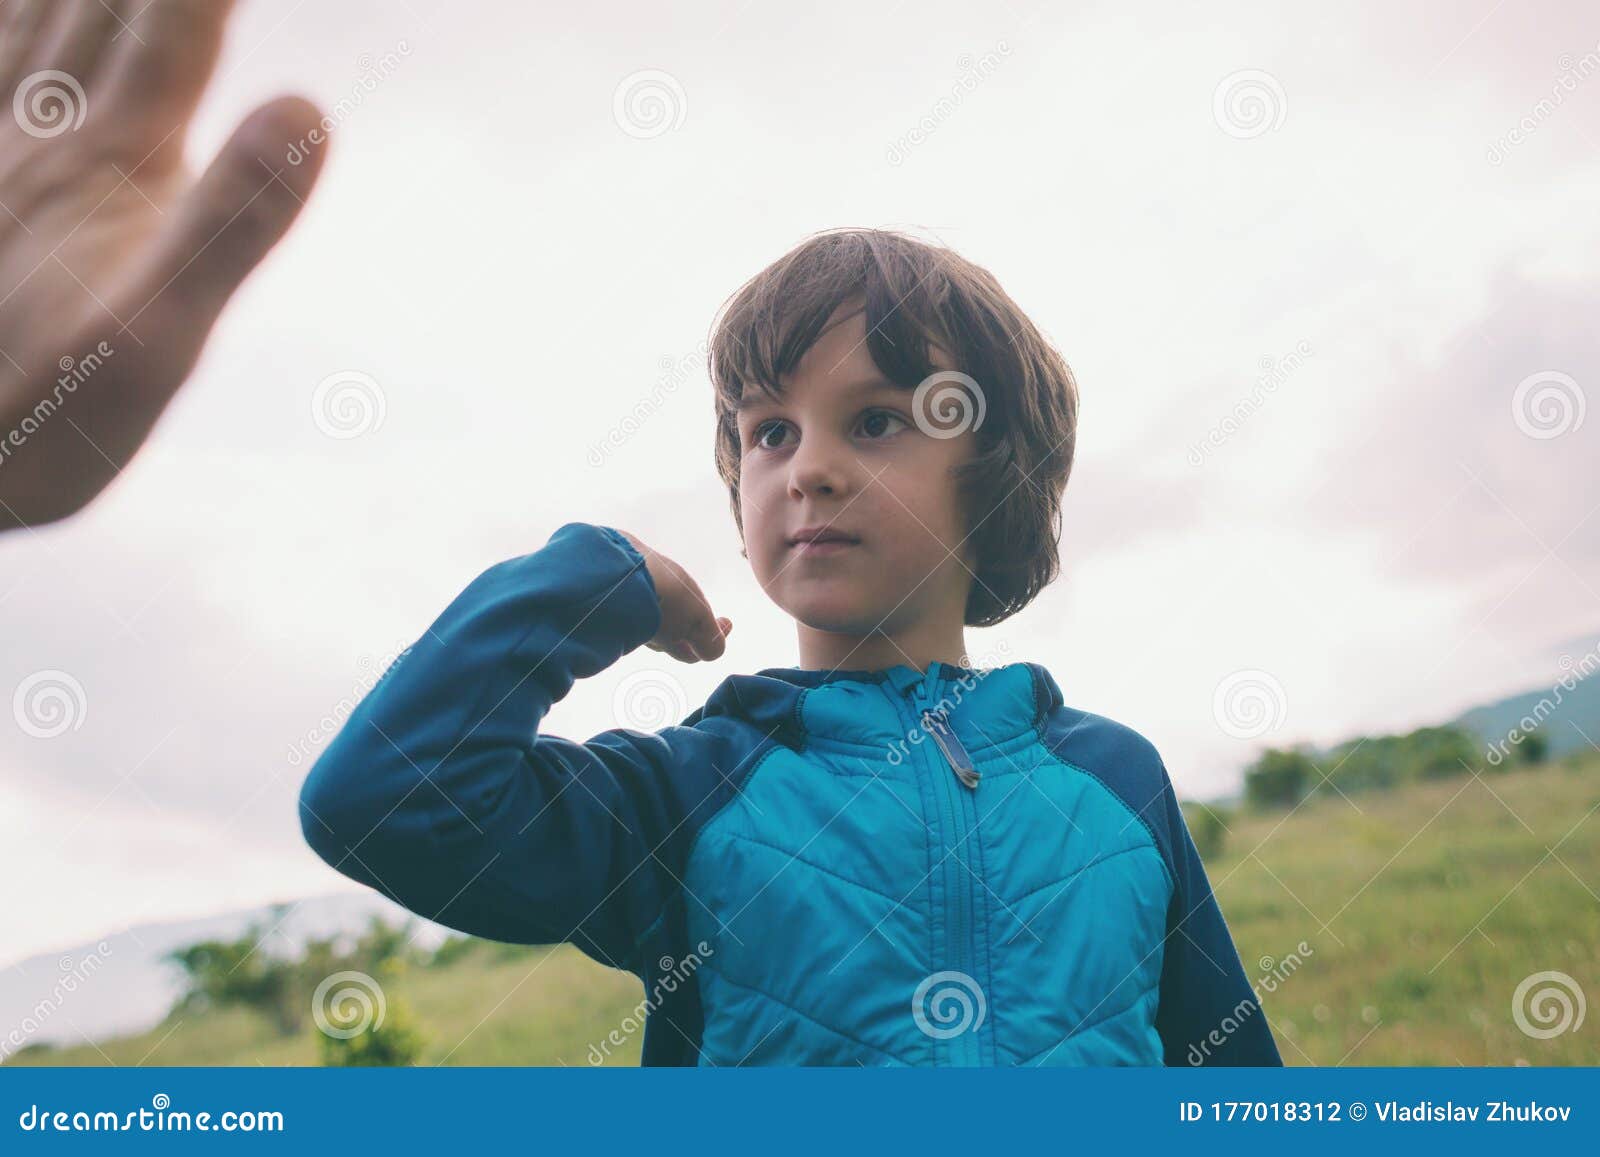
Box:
299;229;1283;1067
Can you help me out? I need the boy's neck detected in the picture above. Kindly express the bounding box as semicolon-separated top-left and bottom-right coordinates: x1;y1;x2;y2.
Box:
794;621;971;675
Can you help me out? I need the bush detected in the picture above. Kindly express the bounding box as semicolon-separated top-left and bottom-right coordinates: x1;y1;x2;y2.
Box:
315;986;426;1067
164;909;422;1038
1245;748;1315;810
1181;801;1229;861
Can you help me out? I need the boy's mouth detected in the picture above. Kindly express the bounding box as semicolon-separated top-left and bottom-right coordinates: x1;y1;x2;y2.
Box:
788;526;861;556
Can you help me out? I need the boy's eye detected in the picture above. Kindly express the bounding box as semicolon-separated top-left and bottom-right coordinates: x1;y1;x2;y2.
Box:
858;410;908;439
747;410;908;452
752;419;791;450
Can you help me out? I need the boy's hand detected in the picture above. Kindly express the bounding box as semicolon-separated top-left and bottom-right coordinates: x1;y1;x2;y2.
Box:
0;0;328;529
615;530;732;664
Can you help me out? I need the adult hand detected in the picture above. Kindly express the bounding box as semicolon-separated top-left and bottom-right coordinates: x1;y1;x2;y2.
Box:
0;0;327;529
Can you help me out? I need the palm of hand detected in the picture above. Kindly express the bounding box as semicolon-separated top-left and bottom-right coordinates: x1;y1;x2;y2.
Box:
0;1;326;527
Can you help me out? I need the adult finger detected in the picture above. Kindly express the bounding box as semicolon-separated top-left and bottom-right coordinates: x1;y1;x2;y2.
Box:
24;0;119;90
119;95;326;357
0;0;51;94
94;0;237;138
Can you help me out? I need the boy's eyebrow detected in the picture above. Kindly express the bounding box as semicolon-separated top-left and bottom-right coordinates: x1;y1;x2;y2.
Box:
734;374;899;413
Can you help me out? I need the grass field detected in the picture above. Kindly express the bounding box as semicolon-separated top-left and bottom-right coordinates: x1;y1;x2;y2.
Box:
11;752;1597;1066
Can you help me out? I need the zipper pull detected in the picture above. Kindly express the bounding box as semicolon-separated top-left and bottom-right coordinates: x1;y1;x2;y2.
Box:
922;707;981;790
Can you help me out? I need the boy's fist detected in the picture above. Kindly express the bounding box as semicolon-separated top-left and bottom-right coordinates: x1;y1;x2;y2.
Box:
615;530;732;664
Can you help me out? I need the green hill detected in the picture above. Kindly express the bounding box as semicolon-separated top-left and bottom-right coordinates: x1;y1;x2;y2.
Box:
1453;662;1600;762
10;751;1597;1067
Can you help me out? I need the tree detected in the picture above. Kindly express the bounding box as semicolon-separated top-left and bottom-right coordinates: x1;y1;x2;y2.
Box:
1244;748;1315;810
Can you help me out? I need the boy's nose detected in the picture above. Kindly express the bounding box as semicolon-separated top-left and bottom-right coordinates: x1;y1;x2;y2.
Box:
787;441;852;499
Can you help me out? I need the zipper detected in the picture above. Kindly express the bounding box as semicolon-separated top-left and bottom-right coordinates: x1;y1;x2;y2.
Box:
903;673;984;1066
922;706;981;789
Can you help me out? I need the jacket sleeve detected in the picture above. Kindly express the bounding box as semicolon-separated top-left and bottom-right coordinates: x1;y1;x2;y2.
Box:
1152;765;1285;1066
297;520;725;975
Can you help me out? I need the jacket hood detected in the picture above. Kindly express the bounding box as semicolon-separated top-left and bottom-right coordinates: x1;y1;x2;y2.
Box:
686;659;1065;754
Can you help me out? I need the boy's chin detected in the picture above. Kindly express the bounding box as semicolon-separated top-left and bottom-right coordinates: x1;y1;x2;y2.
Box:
782;592;901;638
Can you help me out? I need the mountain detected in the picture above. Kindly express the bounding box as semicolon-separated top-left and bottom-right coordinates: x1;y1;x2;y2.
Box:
1452;658;1600;761
2;891;448;1051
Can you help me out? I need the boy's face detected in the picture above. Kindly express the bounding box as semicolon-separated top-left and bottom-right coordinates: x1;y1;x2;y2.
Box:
736;300;980;643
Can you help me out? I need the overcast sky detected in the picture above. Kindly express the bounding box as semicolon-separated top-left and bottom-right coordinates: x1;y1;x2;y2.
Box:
3;0;1598;963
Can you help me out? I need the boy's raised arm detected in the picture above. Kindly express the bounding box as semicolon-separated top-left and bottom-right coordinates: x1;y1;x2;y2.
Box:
1152;767;1287;1067
297;521;733;975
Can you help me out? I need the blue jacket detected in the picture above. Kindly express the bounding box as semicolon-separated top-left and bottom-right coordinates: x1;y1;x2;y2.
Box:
298;521;1283;1067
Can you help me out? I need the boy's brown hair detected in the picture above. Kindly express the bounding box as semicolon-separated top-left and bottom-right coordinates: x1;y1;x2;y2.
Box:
707;228;1078;628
